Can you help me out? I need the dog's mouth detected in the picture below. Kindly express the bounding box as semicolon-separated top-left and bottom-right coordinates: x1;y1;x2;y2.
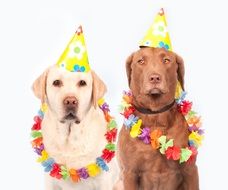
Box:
150;88;163;94
61;111;80;124
147;88;165;98
146;87;165;99
65;113;76;120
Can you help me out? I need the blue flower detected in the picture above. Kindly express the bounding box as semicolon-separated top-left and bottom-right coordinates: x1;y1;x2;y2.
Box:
80;66;85;72
144;40;152;46
124;114;138;129
188;140;197;147
96;157;109;171
158;41;170;50
38;110;44;119
74;64;80;72
60;61;66;68
73;64;86;72
176;91;187;104
41;158;55;172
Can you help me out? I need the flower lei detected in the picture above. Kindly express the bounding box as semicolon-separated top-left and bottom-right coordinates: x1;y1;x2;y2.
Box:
119;91;204;164
31;99;117;182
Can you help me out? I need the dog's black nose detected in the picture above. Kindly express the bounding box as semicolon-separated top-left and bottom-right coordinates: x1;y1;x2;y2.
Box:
149;74;162;84
63;96;78;107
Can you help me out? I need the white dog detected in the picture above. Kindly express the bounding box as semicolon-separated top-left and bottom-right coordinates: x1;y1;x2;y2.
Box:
32;65;117;190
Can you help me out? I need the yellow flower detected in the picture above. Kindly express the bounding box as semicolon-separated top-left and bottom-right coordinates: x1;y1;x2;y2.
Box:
130;119;142;138
189;132;203;147
121;100;131;109
175;82;183;99
87;164;101;177
37;150;49;163
41;103;48;112
98;98;105;106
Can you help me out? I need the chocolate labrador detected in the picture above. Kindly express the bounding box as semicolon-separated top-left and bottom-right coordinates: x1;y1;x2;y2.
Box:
116;47;199;190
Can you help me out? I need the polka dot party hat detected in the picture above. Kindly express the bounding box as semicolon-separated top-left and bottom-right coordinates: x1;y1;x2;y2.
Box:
139;8;172;51
56;26;90;72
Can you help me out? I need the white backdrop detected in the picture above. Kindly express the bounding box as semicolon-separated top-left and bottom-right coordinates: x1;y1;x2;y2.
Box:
0;0;228;189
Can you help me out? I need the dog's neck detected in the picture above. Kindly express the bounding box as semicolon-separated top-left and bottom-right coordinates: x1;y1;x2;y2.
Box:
134;100;175;115
132;93;176;111
133;99;178;132
42;106;99;147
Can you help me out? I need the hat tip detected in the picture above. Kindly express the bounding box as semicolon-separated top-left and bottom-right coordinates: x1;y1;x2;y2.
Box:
159;8;165;15
75;25;83;35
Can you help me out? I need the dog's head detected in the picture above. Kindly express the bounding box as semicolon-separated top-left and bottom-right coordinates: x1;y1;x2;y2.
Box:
32;65;106;124
126;47;184;109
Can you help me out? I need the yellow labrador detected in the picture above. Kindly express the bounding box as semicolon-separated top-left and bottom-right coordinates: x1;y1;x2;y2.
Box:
32;65;117;190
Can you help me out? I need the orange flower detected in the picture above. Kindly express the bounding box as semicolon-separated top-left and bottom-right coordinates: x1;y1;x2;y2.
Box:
31;137;43;147
123;95;132;104
187;116;201;126
69;169;80;182
150;129;162;149
104;112;112;122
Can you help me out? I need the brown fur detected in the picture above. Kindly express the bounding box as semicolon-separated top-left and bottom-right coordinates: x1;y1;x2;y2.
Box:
117;47;199;190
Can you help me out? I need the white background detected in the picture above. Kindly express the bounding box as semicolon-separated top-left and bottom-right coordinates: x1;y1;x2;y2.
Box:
0;0;227;189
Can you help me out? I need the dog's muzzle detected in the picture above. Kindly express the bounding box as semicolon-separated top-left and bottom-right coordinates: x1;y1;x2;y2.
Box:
61;96;80;124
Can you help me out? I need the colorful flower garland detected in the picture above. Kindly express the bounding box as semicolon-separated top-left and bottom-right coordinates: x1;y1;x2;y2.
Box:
119;91;204;164
31;99;117;182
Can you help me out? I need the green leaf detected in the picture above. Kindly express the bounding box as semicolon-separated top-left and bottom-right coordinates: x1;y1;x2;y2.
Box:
179;148;192;163
105;143;116;151
107;120;117;129
60;165;69;180
186;111;197;119
158;136;173;154
31;131;42;138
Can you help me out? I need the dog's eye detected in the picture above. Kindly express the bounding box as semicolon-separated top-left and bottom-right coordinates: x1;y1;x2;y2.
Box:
163;58;171;64
137;58;145;65
78;80;87;87
53;80;62;87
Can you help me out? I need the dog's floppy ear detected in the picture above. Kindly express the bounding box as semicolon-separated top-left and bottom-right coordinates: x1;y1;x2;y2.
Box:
32;68;49;103
176;53;185;91
126;52;134;86
91;70;107;108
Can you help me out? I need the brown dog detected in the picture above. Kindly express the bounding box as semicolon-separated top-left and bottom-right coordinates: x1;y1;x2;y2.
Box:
116;47;199;190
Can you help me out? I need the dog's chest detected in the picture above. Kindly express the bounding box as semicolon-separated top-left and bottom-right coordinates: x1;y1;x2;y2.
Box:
118;110;190;188
119;111;186;169
120;128;182;187
66;122;107;154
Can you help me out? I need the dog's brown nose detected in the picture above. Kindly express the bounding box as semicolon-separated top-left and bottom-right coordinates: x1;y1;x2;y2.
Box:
63;96;78;107
149;74;162;84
